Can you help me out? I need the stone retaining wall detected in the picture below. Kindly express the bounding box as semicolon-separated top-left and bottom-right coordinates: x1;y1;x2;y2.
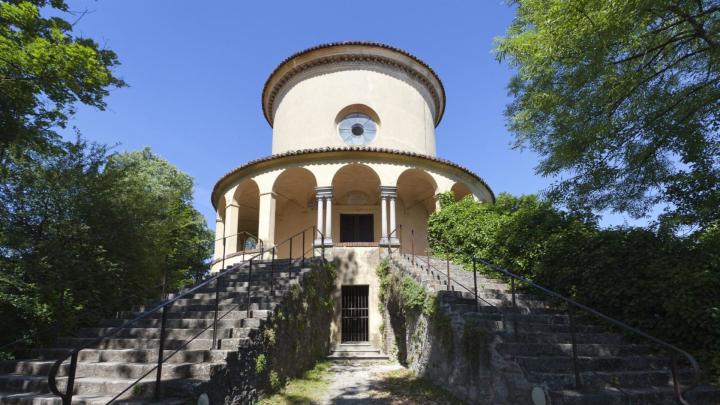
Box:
205;260;337;404
380;257;532;404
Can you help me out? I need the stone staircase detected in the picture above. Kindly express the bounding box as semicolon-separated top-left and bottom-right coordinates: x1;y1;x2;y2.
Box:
327;343;388;360
0;259;310;404
393;254;720;404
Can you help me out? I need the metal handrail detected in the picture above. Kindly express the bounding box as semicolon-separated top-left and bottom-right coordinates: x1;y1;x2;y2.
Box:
384;224;402;255
48;226;325;404
411;252;505;322
428;236;701;404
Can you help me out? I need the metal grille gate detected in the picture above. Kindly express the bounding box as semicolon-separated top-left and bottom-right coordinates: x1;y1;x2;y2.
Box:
341;285;369;342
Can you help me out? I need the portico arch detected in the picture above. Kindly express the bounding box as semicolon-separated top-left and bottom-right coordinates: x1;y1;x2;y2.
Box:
228;179;260;253
331;164;382;245
451;182;472;201
273;167;317;258
397;169;437;255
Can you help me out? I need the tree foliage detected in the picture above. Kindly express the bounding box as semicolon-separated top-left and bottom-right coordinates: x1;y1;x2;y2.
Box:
0;141;212;351
428;194;720;378
0;0;124;149
496;0;720;229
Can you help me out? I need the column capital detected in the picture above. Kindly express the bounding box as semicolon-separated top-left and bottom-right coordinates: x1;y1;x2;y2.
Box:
259;191;277;198
225;203;240;208
315;186;333;198
380;186;397;198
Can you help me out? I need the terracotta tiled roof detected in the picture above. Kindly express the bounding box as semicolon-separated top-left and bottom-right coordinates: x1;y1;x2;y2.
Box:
261;41;446;127
211;147;495;207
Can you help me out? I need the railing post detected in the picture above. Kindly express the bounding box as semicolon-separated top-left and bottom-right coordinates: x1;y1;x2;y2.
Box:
154;304;168;400
302;230;306;268
511;278;518;339
270;247;275;293
289;237;293;274
246;259;253;318
411;229;415;266
63;351;78;405
221;236;226;270
446;256;451;291
568;306;582;389
321;233;325;258
472;258;478;312
211;273;221;349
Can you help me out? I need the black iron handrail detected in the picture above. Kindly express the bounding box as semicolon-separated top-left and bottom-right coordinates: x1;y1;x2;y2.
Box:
427;236;701;405
384;224;402;255
47;226;324;404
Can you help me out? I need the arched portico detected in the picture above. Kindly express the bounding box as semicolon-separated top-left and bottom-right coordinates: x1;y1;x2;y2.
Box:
330;164;383;246
451;182;472;201
396;169;437;255
273;167;317;258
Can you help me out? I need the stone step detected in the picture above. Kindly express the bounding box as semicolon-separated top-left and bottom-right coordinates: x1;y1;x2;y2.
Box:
54;337;245;351
464;318;607;334
511;331;624;345
0;374;204;399
530;369;678;390
0;391;189;405
131;299;280;313
116;309;271;320
327;343;388;360
550;384;720;405
27;349;230;364
75;327;237;340
515;355;671;373
497;342;653;358
100;318;247;329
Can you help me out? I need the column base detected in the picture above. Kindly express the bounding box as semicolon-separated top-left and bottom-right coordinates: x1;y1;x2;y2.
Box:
389;237;400;246
379;237;389;246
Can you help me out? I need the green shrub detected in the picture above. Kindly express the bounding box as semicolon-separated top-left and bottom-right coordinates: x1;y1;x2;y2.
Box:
428;193;720;380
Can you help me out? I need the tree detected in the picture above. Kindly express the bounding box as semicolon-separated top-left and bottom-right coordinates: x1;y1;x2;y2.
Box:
495;0;720;229
0;141;212;351
0;0;124;151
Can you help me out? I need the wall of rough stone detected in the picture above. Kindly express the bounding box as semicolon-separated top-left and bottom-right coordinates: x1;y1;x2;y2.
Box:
203;259;337;404
380;257;533;404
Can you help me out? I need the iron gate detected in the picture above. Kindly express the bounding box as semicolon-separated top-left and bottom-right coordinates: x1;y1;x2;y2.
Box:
341;285;369;342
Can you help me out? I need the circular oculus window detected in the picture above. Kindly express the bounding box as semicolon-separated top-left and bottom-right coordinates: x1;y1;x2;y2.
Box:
338;113;377;145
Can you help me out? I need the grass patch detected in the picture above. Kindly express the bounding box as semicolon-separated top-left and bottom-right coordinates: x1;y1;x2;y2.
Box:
368;368;466;405
255;361;331;405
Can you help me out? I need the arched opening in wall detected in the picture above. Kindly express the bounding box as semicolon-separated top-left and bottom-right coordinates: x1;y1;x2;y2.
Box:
397;169;437;256
273;167;317;259
332;164;381;246
232;180;260;252
451;182;472;202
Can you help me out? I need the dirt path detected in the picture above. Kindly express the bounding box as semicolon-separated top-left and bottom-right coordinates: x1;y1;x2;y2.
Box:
317;360;405;404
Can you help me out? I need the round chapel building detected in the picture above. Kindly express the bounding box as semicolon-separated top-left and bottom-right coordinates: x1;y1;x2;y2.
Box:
211;42;494;350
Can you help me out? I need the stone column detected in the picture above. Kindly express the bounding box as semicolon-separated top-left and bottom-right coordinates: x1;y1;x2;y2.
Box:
257;192;277;248
224;203;240;254
379;186;397;245
389;194;400;245
314;194;324;246
213;215;225;261
315;186;333;246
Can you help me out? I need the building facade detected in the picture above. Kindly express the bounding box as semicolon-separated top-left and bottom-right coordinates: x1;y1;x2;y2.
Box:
211;42;494;350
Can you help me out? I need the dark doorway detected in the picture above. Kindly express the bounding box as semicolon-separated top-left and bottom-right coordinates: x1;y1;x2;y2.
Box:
341;285;369;343
340;214;374;242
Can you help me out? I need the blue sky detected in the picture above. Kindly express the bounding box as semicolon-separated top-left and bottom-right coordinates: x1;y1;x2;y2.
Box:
60;0;640;228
